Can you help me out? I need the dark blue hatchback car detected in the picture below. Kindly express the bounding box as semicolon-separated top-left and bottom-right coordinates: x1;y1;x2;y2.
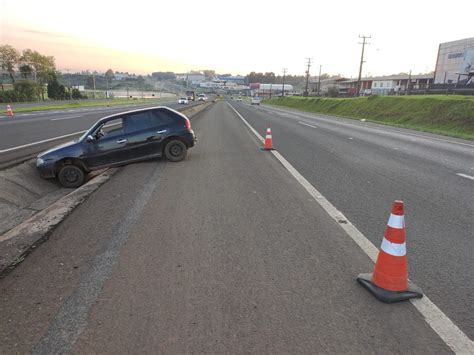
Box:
37;106;196;187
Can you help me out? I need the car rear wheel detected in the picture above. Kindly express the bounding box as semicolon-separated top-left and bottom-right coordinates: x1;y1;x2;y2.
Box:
58;165;85;188
164;140;187;162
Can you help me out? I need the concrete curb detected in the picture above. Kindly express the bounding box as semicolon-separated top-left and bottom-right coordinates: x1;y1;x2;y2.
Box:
0;101;213;275
0;169;117;275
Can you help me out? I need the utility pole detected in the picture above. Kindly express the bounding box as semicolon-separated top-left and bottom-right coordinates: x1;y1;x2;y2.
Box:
356;35;371;96
304;58;312;97
92;73;96;99
282;68;287;97
317;64;322;96
407;69;412;95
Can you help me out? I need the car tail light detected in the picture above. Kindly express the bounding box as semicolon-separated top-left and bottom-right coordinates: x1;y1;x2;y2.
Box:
184;116;192;132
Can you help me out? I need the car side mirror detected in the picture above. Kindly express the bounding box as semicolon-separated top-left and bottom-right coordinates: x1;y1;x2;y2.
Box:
86;135;95;143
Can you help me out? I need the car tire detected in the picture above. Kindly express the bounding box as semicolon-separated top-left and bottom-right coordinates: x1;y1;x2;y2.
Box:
58;164;85;188
164;140;187;162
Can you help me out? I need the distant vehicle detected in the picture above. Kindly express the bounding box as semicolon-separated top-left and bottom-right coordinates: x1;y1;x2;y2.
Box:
37;107;196;188
236;96;242;102
185;90;195;101
178;97;189;104
197;94;208;101
251;96;261;105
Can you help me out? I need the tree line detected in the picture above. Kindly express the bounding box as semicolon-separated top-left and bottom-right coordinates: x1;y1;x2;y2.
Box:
0;44;84;102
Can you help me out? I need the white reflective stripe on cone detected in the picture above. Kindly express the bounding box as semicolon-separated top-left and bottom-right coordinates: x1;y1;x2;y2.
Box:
387;214;404;229
266;135;272;138
380;237;406;257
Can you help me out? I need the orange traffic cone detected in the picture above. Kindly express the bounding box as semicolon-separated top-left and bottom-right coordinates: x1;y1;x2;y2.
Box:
6;104;14;117
263;125;274;150
357;200;423;303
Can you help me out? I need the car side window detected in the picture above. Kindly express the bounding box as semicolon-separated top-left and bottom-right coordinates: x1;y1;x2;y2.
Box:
94;118;123;139
123;111;159;134
151;109;178;126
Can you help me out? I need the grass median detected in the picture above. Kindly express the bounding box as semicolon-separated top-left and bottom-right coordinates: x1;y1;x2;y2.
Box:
265;95;474;140
9;98;173;113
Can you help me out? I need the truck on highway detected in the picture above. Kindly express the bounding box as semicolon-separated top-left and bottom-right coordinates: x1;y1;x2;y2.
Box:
186;90;195;101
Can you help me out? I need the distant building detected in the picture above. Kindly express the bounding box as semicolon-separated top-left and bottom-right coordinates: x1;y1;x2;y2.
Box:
370;74;433;95
434;37;474;84
187;74;205;86
250;83;294;96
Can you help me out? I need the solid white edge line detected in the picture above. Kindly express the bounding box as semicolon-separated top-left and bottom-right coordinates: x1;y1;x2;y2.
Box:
456;173;474;181
50;115;83;121
227;102;474;354
298;121;318;129
0;130;87;154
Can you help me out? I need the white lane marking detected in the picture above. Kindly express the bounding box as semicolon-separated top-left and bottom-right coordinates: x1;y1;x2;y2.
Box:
0;130;86;154
264;105;474;148
227;102;474;354
298;121;318;129
50;115;83;121
457;173;474;181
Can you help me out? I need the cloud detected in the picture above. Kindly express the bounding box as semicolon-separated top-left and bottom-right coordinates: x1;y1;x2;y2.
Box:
22;28;72;39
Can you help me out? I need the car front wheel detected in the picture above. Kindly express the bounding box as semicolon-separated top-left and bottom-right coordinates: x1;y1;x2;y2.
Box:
58;165;85;188
164;140;187;162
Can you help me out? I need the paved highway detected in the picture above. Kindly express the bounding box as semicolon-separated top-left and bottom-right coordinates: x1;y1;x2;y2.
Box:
230;100;474;340
0;101;472;352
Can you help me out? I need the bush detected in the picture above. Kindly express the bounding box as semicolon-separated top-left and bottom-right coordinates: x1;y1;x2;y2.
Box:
327;86;339;98
71;88;83;99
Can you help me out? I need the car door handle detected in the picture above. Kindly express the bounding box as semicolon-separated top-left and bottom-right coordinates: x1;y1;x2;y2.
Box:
116;139;128;144
157;130;167;134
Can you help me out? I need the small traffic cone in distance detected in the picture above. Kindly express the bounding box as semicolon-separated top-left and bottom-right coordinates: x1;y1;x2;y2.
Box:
263;125;274;150
6;104;14;117
357;200;423;303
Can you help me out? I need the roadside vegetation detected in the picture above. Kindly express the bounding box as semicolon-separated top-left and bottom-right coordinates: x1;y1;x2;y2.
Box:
266;95;474;140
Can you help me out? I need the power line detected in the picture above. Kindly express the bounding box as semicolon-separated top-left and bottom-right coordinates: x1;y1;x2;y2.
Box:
304;58;312;96
356;35;371;96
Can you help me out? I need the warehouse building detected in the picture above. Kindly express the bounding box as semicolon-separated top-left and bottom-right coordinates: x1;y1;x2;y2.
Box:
434;37;474;84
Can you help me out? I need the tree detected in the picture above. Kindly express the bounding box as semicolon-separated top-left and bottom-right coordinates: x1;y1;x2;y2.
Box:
137;75;145;86
21;49;56;100
19;64;33;79
47;73;61;99
71;88;82;99
105;69;115;84
86;75;94;89
0;45;20;82
151;71;176;80
13;81;37;101
202;70;215;78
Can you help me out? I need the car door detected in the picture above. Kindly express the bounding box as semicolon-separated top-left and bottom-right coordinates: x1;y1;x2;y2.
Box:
122;110;172;160
82;117;131;168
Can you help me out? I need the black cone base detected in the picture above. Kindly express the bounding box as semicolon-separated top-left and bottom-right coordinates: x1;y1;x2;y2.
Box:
357;273;423;303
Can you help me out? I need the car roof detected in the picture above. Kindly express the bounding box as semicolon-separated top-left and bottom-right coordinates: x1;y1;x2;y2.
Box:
96;106;185;124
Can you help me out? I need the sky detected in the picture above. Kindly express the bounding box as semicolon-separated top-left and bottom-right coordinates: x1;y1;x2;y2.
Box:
0;0;472;77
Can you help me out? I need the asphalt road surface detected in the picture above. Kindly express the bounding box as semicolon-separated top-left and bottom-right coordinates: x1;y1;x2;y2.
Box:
0;101;471;352
230;100;474;340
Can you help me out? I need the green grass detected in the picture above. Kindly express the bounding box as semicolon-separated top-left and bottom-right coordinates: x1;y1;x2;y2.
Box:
10;98;171;113
265;95;474;140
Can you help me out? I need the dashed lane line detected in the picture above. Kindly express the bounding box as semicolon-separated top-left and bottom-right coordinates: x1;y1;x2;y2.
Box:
227;102;474;354
298;121;318;129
